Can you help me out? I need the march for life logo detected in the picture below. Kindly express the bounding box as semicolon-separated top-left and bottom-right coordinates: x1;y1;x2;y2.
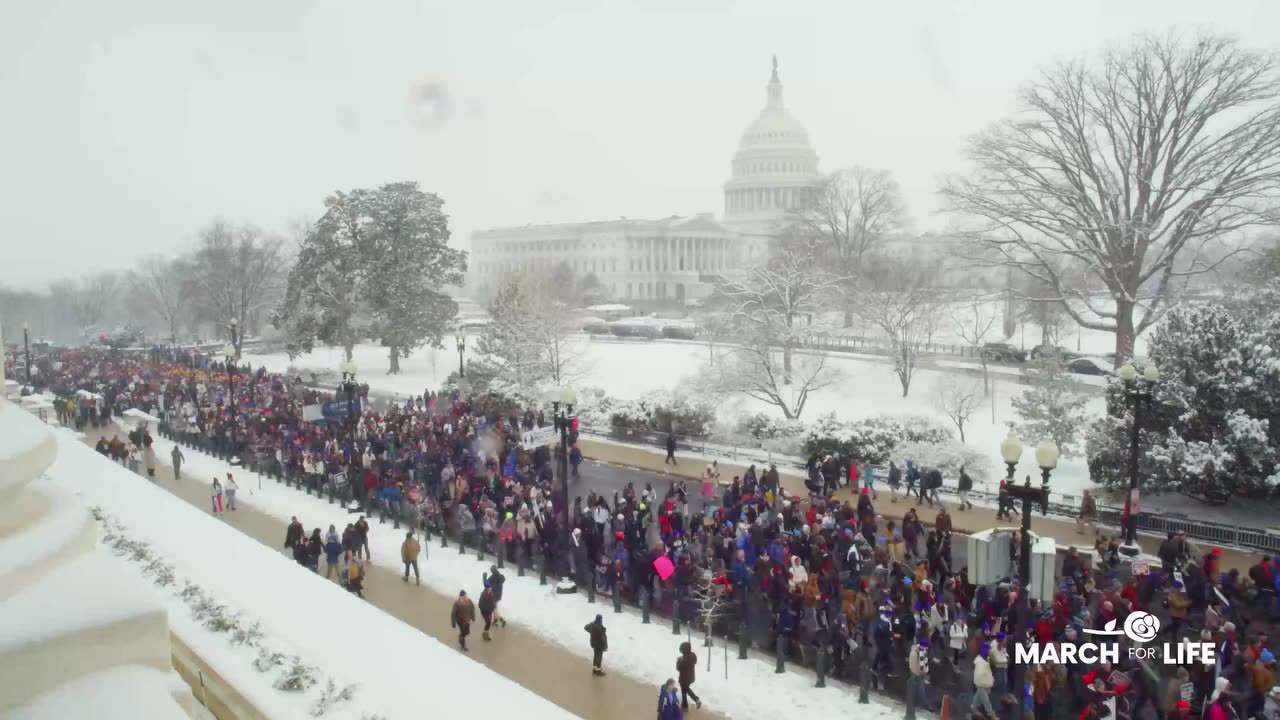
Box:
1016;611;1216;665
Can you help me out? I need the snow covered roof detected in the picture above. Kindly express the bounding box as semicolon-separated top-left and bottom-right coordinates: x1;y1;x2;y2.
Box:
9;666;191;720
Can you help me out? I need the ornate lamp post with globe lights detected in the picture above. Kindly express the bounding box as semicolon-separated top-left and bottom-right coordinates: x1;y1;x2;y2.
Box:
455;334;466;378
548;386;578;532
1117;363;1160;557
1001;431;1057;714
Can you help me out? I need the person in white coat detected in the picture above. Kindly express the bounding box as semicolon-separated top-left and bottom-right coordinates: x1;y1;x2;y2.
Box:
947;614;968;666
972;641;995;718
211;478;224;515
225;473;239;511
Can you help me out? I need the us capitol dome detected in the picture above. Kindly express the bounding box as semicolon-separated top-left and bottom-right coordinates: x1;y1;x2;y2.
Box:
468;57;821;305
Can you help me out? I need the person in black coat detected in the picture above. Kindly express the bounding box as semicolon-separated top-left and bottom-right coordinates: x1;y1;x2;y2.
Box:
284;516;304;550
677;641;702;709
584;614;608;675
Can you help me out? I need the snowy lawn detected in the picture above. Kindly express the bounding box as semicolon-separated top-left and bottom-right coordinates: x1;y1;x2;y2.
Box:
144;428;912;720
246;336;1104;493
41;429;578;720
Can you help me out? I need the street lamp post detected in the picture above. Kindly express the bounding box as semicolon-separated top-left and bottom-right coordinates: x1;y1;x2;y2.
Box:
456;334;466;378
548;386;578;532
1117;363;1160;557
222;354;237;462
22;321;31;387
1002;433;1057;720
339;360;359;505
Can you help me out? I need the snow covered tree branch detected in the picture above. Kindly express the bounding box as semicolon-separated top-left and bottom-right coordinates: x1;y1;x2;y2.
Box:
942;33;1280;362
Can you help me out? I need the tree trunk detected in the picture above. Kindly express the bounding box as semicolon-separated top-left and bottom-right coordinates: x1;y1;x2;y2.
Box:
783;342;793;385
958;423;966;443
388;345;401;374
843;305;854;328
343;343;354;362
1114;298;1136;366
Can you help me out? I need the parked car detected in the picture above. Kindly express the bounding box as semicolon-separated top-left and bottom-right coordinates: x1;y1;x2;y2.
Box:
1029;344;1080;362
1067;356;1113;376
583;321;611;335
981;342;1027;363
660;325;695;340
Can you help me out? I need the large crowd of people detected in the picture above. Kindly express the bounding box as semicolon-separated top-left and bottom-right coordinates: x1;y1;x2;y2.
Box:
15;346;1280;720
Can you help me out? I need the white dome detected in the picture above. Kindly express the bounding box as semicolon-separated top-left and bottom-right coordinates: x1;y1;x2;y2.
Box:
723;57;820;234
738;92;812;149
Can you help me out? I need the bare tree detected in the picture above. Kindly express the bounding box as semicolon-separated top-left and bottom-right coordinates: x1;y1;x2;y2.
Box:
942;33;1280;363
129;256;191;346
52;272;119;338
713;237;847;419
791;166;907;327
718;236;847;383
935;378;982;442
188;221;286;353
854;254;944;398
951;294;999;396
717;338;836;420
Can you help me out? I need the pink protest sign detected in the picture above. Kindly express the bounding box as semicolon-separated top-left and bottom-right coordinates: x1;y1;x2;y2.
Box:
653;555;675;581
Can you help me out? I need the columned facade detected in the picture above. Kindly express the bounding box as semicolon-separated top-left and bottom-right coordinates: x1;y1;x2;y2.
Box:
468;57;820;305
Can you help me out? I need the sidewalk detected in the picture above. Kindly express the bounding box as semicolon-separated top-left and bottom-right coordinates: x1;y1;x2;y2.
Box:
578;437;1261;575
88;437;677;720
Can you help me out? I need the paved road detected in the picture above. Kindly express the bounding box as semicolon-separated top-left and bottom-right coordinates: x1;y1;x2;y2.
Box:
84;435;687;720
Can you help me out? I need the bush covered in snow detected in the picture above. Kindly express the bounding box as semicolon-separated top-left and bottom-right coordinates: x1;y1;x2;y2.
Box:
892;438;990;480
802;413;953;464
607;389;716;436
738;412;806;441
1086;290;1280;499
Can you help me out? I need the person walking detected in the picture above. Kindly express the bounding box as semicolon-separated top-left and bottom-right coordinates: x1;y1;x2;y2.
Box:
957;465;974;511
665;433;678;465
126;445;140;474
676;641;702;710
658;678;683;720
284;516;304;554
401;531;420;585
905;637;930;720
355;516;371;560
346;553;365;598
973;641;996;719
701;463;719;501
484;565;508;628
451;590;476;651
479;584;497;641
323;526;343;580
171;444;185;480
1077;490;1097;535
143;444;157;478
225;473;238;510
585;614;608;676
210;477;224;516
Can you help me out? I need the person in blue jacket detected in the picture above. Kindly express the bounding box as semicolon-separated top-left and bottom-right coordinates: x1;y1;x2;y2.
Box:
657;678;683;720
569;444;583;478
323;525;344;580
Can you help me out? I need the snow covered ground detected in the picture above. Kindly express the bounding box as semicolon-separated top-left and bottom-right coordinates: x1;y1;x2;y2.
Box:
40;429;579;720
246;335;1104;493
140;427;910;720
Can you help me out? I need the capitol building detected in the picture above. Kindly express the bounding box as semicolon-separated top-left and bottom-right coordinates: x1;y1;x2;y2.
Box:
468;58;821;305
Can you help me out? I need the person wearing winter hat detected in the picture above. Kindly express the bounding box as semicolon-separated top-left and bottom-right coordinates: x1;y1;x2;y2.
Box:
906;637;931;720
584;614;608;676
1263;686;1280;720
973;640;996;718
1251;651;1277;719
451;589;475;651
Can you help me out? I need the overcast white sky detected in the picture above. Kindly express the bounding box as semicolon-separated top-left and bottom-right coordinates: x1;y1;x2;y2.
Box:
2;0;1277;290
